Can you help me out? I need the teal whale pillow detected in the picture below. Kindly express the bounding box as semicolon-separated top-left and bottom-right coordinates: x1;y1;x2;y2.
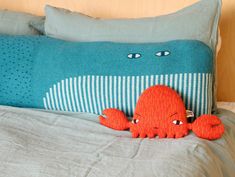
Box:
44;0;221;113
0;36;213;118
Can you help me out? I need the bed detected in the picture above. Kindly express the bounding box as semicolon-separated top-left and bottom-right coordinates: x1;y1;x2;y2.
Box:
0;0;235;176
0;104;234;177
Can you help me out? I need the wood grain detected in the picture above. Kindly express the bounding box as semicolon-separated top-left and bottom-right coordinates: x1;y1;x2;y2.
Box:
0;0;234;101
217;0;235;101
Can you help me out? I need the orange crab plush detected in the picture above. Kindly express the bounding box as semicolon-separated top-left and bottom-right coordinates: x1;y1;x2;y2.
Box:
99;85;224;140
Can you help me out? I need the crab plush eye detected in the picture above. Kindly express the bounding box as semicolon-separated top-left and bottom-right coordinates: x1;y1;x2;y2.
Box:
128;53;141;59
155;51;170;57
132;119;139;124
173;120;183;125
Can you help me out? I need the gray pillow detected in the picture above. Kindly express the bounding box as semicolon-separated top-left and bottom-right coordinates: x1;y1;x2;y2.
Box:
0;10;44;35
45;0;221;51
29;17;45;34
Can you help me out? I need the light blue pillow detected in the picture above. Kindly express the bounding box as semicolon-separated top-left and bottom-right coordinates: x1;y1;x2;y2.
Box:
29;17;45;34
45;0;221;50
0;35;214;119
0;10;44;35
44;0;222;113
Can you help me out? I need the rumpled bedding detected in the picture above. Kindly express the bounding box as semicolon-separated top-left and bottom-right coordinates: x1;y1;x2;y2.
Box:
0;106;234;177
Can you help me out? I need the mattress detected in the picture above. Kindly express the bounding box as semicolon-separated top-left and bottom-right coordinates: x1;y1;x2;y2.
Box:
0;105;235;177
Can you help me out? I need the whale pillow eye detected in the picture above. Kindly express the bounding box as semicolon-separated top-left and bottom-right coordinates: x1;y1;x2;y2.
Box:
173;120;183;125
132;119;139;124
155;51;170;57
128;53;142;59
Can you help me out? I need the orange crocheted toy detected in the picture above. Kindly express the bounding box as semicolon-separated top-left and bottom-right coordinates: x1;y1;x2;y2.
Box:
99;85;224;140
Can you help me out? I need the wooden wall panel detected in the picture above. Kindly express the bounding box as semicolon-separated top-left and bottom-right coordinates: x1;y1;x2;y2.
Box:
217;0;235;101
0;0;234;101
0;0;198;17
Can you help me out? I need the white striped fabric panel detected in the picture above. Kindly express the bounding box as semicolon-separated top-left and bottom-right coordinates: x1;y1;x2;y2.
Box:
43;73;212;117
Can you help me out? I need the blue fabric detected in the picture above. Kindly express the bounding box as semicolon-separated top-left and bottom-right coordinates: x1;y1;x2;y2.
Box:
0;35;213;118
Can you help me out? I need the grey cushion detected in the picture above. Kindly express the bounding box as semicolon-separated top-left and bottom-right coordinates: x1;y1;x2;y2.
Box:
44;0;221;51
29;17;45;34
0;10;44;35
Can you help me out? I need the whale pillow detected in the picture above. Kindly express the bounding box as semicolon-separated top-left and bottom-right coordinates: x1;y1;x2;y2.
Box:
0;35;213;119
44;0;221;113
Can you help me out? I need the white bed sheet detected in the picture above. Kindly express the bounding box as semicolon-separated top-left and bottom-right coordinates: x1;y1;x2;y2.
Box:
0;106;234;177
218;102;235;113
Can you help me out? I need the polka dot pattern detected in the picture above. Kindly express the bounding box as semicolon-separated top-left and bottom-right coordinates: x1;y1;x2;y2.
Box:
0;36;41;107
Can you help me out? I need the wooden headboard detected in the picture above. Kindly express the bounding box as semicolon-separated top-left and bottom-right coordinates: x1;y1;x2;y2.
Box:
0;0;234;101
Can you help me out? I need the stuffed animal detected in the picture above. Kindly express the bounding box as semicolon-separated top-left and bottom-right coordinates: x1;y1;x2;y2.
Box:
99;85;224;140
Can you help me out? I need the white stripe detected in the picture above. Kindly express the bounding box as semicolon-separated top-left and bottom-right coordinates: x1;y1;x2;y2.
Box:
118;76;122;109
208;74;212;114
113;76;117;108
179;73;183;96
74;77;81;112
78;76;85;112
205;74;209;114
187;73;192;109
87;75;93;113
57;82;64;111
104;76;109;108
155;75;159;85
211;75;213;113
160;75;164;85
196;73;201;116
109;76;113;108
131;76;136;114
174;74;178;90
43;97;48;110
65;78;72;111
91;76;98;114
122;76;126;112
53;84;60;110
136;76;140;101
127;76;131;115
70;77;77;112
61;80;68;111
150;75;154;86
100;76;105;111
96;76;101;114
46;92;52;110
83;76;89;112
169;74;173;88
49;88;55;110
201;73;205;115
141;76;145;92
165;74;168;86
183;73;187;104
145;75;149;89
192;73;197;114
